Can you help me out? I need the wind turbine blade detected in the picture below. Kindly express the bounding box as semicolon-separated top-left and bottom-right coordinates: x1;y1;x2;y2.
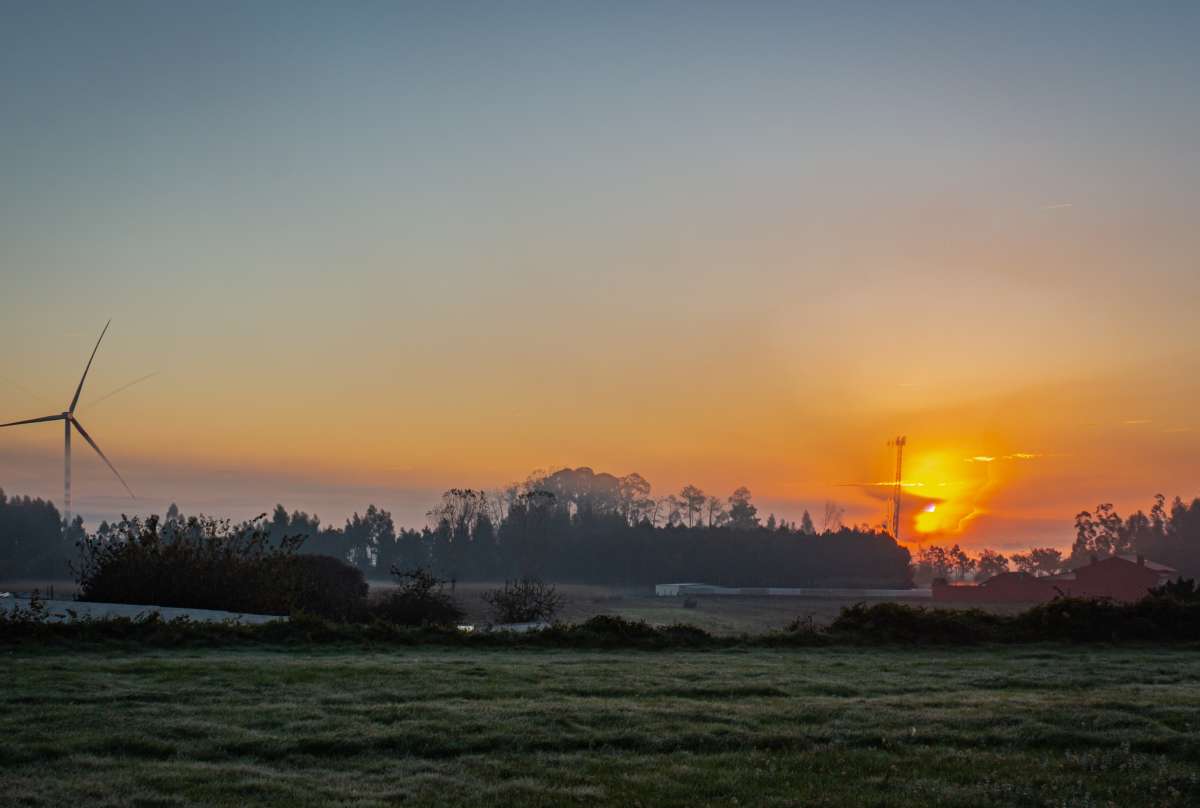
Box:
86;370;159;411
0;413;66;428
70;417;135;498
0;375;55;410
69;319;111;414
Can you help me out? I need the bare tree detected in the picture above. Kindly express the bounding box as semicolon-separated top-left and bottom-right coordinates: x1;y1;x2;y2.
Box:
618;473;652;525
704;495;727;527
822;501;845;533
647;497;664;527
663;495;683;527
679;485;706;527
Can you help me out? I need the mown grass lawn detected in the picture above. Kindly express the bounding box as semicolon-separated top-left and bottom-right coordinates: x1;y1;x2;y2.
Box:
3;645;1199;806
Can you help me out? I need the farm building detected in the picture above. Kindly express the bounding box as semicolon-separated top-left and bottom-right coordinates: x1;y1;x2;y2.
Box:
933;554;1176;603
655;583;930;599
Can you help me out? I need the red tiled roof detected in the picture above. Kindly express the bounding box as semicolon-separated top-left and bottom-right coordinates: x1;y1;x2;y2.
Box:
1114;554;1176;573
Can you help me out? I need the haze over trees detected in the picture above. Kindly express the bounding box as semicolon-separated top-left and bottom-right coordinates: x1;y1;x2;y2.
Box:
6;480;1200;589
909;494;1200;584
0;470;910;588
0;490;85;578
1068;495;1200;573
274;468;909;587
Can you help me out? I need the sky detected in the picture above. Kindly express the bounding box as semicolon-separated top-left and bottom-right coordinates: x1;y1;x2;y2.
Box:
2;2;1198;551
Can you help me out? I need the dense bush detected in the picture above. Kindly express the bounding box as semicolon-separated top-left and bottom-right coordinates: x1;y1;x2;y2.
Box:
829;602;1009;644
574;615;660;640
371;567;465;627
72;514;366;619
5;592;1200;649
1150;577;1200;601
481;578;564;624
1015;595;1200;642
829;594;1200;644
288;555;369;621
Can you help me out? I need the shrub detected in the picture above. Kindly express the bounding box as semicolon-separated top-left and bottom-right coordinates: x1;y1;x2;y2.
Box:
658;622;712;644
0;589;49;625
72;514;367;619
1016;595;1200;642
784;615;817;634
288;555;369;621
75;515;299;615
372;567;465;627
1150;577;1200;602
829;602;1006;644
682;597;698;609
576;614;659;640
826;596;1200;644
481;578;564;624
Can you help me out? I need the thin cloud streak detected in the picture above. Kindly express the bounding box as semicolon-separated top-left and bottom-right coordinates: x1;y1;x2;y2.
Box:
963;453;1042;463
86;371;161;411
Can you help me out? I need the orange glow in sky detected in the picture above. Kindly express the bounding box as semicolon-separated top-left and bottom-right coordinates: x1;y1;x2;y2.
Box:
2;5;1199;551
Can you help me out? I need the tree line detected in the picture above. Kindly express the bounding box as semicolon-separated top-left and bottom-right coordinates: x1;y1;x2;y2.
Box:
10;476;1196;589
258;468;910;587
0;469;910;588
911;543;1067;584
911;493;1200;583
0;490;85;578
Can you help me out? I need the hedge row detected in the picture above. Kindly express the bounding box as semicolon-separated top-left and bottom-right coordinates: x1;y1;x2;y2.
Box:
4;595;1200;649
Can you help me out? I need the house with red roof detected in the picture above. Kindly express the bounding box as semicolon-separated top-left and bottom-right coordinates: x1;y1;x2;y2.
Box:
932;554;1176;604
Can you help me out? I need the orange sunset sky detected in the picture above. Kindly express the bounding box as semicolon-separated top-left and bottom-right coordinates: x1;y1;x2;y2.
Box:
2;4;1198;552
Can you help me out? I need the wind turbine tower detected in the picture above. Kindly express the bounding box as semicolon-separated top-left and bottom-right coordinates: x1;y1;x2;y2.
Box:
887;435;906;541
1;320;134;527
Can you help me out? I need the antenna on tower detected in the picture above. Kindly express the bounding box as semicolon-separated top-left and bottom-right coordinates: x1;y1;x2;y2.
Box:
887;435;906;541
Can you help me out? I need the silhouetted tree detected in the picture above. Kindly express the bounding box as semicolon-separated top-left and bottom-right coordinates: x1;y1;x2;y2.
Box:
678;485;706;527
618;473;653;525
704;495;727;527
728;487;759;530
976;549;1009;580
947;545;975;580
1010;547;1065;577
822;501;845;533
915;545;951;582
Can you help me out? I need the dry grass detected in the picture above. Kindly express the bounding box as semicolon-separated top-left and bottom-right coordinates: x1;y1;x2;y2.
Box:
371;580;1033;634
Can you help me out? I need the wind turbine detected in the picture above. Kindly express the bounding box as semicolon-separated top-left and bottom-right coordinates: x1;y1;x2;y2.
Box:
1;320;134;527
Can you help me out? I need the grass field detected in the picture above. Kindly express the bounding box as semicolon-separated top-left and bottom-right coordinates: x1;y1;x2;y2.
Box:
4;646;1199;807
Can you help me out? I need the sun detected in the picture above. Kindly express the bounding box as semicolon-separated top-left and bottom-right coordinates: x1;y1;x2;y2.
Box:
902;450;990;539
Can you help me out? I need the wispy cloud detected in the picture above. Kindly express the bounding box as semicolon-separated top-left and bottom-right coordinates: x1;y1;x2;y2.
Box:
1123;419;1152;425
1041;202;1074;210
964;453;1042;463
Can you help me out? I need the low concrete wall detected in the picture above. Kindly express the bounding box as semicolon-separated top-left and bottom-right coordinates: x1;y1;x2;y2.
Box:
655;583;930;599
0;596;287;624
